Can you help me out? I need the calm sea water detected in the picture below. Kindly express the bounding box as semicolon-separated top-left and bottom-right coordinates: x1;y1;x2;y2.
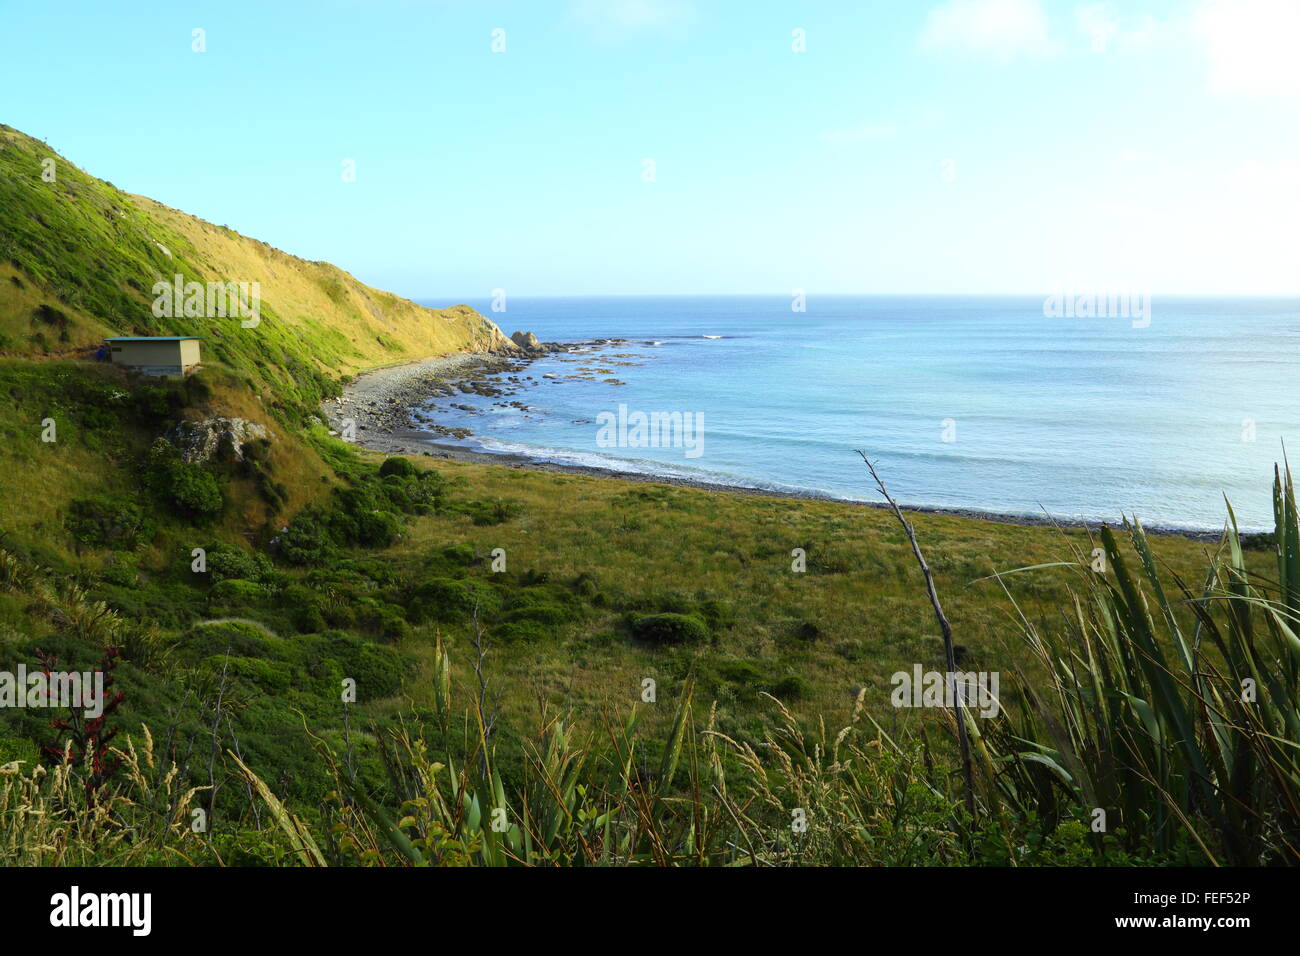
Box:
413;296;1300;531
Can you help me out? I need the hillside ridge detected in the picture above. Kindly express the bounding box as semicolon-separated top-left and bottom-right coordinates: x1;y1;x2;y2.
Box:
0;123;517;400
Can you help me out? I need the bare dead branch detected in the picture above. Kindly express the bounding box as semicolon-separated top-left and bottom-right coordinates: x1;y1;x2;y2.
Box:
856;450;976;819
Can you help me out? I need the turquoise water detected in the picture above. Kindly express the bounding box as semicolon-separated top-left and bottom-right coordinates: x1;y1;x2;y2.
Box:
415;296;1300;531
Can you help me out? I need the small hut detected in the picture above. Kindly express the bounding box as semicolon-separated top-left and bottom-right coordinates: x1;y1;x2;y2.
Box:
104;336;202;377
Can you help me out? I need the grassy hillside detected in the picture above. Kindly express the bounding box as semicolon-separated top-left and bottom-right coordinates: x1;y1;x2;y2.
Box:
0;122;516;544
0;123;515;418
0;123;1294;867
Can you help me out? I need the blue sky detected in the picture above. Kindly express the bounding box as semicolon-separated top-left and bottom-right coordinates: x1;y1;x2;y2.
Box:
2;0;1298;297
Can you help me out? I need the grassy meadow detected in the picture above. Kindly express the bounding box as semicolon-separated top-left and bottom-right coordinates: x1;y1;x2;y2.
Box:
380;453;1240;744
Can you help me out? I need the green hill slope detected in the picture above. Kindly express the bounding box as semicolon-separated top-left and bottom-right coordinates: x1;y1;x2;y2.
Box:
0;122;518;544
0;123;515;416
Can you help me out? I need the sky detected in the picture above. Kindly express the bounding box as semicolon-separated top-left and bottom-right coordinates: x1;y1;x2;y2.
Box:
1;0;1298;298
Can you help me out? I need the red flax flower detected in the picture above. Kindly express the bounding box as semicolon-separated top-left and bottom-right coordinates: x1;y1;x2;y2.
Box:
38;645;125;807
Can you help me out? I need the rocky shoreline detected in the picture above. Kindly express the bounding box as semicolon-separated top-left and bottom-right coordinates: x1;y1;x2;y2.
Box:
320;336;631;447
320;345;1227;543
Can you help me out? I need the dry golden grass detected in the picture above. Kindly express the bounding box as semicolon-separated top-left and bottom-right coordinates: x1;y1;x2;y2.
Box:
135;196;513;376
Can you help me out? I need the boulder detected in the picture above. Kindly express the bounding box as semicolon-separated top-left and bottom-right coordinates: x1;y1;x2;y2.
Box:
510;330;542;351
165;417;269;464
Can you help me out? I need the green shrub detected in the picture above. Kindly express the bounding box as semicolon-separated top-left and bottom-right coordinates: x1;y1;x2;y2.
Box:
454;498;521;526
183;373;213;406
298;631;409;700
312;558;396;588
145;440;224;516
571;572;600;598
132;382;187;423
352;509;402;548
282;583;328;632
410;577;501;623
277;511;336;566
210;578;267;606
630;613;708;645
205;542;274;583
99;558;139;587
33;303;70;328
771;675;810;701
792;620;821;643
0;734;40;766
65;496;152;550
346;602;411;641
440;544;476;567
329;482;408;545
502;603;570;627
380;473;444;515
168;464;223;515
695;599;735;630
377;606;410;641
378;456;417;478
203;655;293;693
177;621;273;660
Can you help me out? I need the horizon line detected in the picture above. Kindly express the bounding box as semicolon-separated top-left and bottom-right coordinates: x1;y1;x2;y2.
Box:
410;291;1300;301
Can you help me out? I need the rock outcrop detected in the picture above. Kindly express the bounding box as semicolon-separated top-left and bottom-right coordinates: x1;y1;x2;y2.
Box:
165;417;269;464
470;313;523;354
510;330;543;351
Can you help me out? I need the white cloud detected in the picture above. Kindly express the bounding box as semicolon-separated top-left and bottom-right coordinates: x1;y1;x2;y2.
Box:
570;0;694;40
1223;159;1300;213
1075;3;1120;52
1195;0;1300;98
1179;159;1300;291
920;0;1054;61
1049;158;1300;294
1075;3;1163;54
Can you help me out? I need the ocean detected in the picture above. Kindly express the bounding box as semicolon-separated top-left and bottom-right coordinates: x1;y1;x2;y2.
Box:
413;295;1300;531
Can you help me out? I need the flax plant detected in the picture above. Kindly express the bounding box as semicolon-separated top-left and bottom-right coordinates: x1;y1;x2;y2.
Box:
983;464;1300;865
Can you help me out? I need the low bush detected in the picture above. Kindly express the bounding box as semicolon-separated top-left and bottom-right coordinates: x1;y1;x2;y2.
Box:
209;578;267;606
176;621;273;661
276;510;336;566
501;602;570;627
630;612;708;645
169;465;223;515
439;544;477;568
378;456;417;478
296;631;409;700
409;577;501;623
65;496;152;550
145;440;223;517
205;542;274;583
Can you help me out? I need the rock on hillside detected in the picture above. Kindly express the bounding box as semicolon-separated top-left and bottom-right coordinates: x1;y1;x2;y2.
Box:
165;417;269;464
